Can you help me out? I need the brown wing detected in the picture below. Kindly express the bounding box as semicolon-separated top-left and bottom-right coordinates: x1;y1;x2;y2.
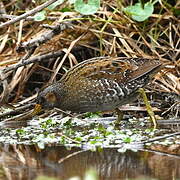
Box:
61;57;161;84
83;60;134;82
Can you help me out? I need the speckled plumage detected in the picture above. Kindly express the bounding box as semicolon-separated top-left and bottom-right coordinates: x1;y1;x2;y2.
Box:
36;57;162;112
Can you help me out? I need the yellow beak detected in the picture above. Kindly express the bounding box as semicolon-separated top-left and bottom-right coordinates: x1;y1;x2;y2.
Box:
32;104;42;116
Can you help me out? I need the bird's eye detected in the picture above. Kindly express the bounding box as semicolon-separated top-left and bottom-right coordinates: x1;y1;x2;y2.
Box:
45;92;57;103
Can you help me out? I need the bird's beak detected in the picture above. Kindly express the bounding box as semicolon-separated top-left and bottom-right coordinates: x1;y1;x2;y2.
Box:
32;104;42;116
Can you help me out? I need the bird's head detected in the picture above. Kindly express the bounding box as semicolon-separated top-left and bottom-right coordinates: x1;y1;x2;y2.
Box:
33;84;62;115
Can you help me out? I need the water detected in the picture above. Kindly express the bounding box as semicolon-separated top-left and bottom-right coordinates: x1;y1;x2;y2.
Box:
0;144;179;180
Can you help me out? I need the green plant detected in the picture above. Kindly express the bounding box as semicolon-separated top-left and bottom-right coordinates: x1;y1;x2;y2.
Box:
74;0;100;15
123;0;158;22
34;0;101;21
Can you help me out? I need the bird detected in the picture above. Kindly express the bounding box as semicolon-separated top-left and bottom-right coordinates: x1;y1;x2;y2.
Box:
34;56;162;127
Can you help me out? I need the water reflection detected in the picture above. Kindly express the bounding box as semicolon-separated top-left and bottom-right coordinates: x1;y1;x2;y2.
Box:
0;144;179;180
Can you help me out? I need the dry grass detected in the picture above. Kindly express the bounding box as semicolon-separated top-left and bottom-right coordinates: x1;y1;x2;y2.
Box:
0;0;179;116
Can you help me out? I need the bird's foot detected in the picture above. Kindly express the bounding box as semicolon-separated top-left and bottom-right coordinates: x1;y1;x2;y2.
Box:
138;88;157;129
114;108;124;129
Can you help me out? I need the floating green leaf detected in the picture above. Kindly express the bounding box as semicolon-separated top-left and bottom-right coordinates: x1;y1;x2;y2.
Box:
123;137;132;143
74;0;100;15
16;129;25;135
123;2;154;22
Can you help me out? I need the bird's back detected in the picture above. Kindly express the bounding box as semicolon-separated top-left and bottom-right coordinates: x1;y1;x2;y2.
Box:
58;57;162;112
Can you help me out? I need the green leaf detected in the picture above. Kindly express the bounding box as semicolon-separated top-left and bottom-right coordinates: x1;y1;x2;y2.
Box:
84;111;101;118
16;129;25;135
75;137;82;142
74;0;100;15
46;119;53;125
123;137;132;143
34;10;46;21
47;0;64;10
123;2;154;22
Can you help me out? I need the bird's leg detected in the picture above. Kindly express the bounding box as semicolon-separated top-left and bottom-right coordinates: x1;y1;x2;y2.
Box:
138;88;157;129
115;108;124;127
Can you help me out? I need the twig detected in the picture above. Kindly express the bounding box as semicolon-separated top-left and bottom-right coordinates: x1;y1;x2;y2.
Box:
136;132;180;144
0;70;10;104
0;1;6;14
54;107;74;117
50;33;84;82
0;109;34;127
2;45;85;76
3;50;65;74
16;22;73;53
56;132;82;146
58;150;87;164
0;103;34;119
21;46;37;62
0;0;58;29
141;149;180;159
0;14;60;21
